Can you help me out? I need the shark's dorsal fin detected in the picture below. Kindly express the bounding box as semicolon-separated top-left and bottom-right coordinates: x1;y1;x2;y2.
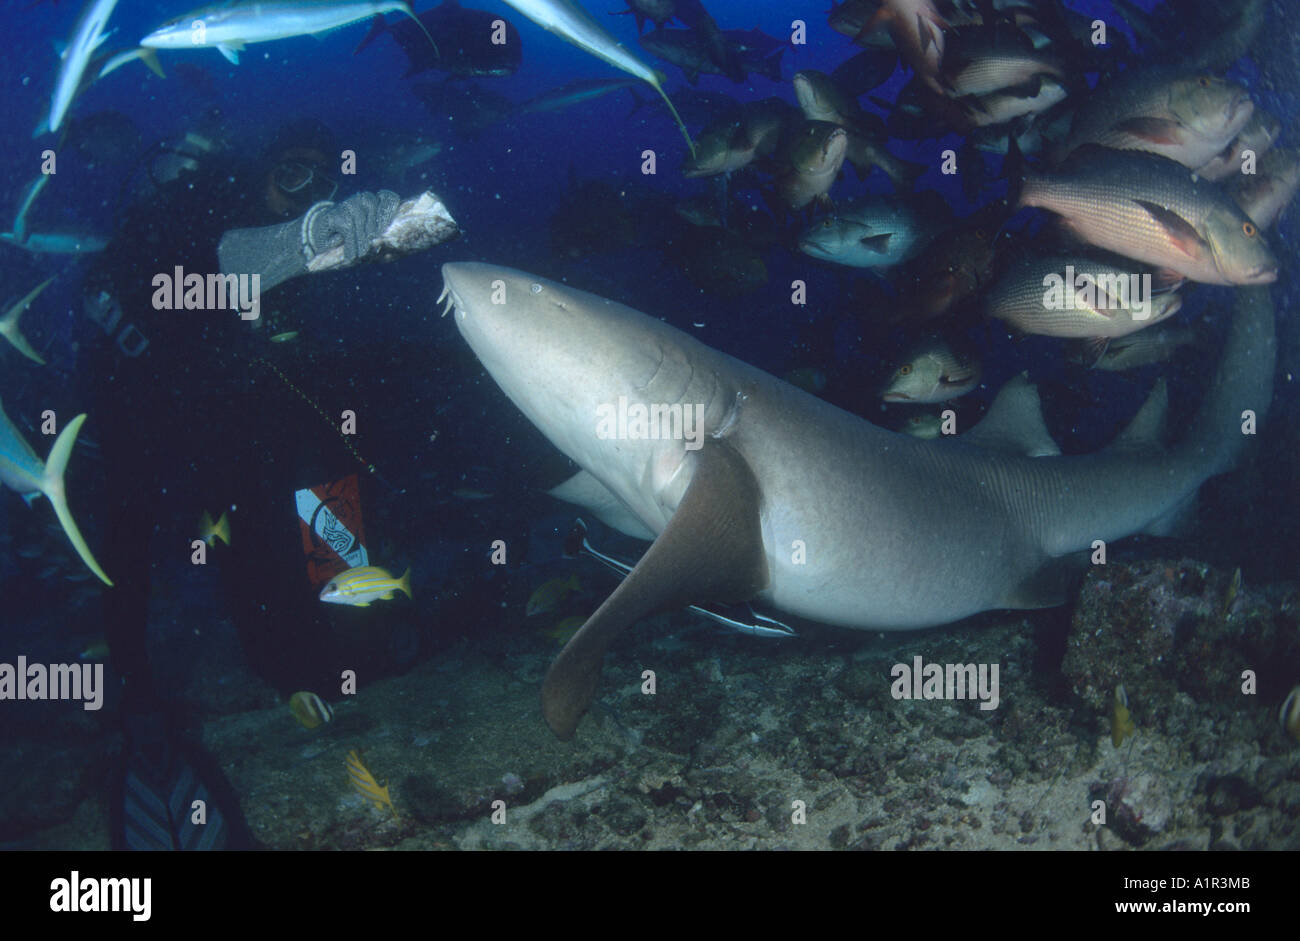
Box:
1106;379;1168;456
541;441;768;740
961;373;1060;458
547;470;655;541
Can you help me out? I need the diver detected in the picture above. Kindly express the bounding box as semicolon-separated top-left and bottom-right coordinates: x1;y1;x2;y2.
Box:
82;118;456;849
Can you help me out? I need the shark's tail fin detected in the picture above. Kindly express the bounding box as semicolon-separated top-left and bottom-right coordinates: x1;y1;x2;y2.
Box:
1176;286;1276;480
42;414;113;586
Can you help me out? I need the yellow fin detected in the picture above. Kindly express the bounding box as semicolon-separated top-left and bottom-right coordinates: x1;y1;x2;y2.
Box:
398;567;412;600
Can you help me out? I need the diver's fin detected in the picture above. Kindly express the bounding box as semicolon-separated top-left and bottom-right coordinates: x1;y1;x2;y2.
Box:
540;441;768;740
42;414;113;586
115;710;247;850
961;373;1060;457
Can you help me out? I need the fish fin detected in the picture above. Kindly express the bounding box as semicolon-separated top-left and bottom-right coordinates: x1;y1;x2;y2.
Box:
139;48;165;79
960;373;1060;457
1106;378;1168;456
217;44;241;65
547;470;655;540
1142;490;1196;537
1132;199;1209;259
1110;116;1185;146
398;567;412;600
355;601;370;607
0;277;53;365
859;233;893;252
214;510;231;547
1081;335;1109;367
378;591;394;600
1004;552;1089;609
540;440;768;740
41;414;113;586
1151;268;1185;292
353;14;388;55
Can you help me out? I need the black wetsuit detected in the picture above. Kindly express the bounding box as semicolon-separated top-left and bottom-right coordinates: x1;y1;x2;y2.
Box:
83;154;413;710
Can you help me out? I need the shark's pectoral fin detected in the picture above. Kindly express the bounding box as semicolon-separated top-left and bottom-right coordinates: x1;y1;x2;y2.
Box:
541;442;768;740
1003;552;1089;610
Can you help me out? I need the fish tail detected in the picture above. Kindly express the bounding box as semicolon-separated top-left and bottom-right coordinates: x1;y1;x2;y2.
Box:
398;567;412;600
647;76;696;159
1;277;52;365
396;3;439;61
213;511;231;547
42;414;113;586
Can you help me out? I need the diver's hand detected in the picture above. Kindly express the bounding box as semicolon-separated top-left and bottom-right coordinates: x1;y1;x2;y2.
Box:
301;191;401;268
219;190;458;294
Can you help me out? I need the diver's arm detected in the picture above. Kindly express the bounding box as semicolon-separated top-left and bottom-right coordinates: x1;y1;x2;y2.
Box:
217;190;458;292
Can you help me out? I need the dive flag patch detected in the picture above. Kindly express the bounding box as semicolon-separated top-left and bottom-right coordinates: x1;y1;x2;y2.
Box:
296;475;368;589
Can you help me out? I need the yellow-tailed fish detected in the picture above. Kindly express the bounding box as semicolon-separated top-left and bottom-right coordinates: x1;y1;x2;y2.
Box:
1111;684;1136;748
269;330;299;344
498;0;695;156
319;565;412;607
1280;687;1300;744
0;404;112;586
288;691;334;729
346;749;397;818
543;614;585;645
526;574;579;617
0;278;54;365
198;510;231;547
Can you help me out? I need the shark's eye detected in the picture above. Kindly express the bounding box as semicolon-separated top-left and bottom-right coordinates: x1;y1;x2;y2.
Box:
898;364;912;376
530;283;543;294
1242;221;1257;237
1197;76;1212;87
823;219;833;228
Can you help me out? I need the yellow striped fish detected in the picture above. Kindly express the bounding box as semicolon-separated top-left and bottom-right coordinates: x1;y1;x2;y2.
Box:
346;749;397;818
319;565;412;607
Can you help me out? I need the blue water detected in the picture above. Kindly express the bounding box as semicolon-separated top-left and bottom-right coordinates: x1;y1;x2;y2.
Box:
0;0;1296;849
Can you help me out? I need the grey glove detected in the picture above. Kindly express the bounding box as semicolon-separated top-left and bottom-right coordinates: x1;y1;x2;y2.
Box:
218;190;403;293
302;190;402;268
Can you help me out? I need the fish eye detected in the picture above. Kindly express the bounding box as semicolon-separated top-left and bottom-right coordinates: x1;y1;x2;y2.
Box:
530;283;543;294
1197;76;1213;87
1242;221;1257;237
823;219;833;228
325;583;336;592
974;229;987;239
899;364;912;376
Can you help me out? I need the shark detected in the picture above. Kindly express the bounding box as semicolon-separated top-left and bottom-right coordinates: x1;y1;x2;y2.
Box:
440;263;1275;740
0;278;54;364
0;403;114;586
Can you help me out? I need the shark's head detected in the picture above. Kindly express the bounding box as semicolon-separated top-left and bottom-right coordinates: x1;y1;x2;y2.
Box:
441;262;742;531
